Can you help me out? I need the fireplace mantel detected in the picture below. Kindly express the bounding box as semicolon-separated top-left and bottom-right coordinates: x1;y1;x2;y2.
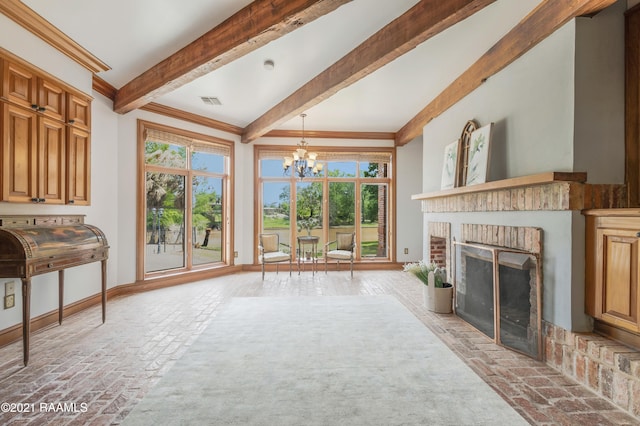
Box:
412;172;625;213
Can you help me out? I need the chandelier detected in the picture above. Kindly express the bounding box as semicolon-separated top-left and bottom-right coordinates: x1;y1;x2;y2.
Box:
282;113;322;179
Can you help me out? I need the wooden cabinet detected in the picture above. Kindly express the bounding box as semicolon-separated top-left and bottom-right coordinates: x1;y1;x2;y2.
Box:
66;127;90;205
39;116;66;204
1;103;65;204
1;59;36;108
585;209;640;336
67;93;91;131
2;102;37;202
0;52;91;205
38;77;66;122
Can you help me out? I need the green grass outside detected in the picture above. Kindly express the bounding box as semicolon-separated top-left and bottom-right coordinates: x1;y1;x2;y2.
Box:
360;241;378;256
263;217;290;228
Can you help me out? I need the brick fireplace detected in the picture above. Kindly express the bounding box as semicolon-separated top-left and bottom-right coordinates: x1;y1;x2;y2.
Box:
416;172;640;418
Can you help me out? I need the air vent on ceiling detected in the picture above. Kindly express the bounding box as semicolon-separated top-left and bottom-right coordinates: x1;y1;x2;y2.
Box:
200;96;222;106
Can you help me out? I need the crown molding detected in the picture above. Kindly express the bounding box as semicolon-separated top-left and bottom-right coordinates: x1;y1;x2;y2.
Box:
0;0;110;73
140;103;244;135
92;75;117;100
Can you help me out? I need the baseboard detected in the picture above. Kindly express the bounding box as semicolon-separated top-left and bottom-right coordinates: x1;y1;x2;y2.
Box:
0;292;103;348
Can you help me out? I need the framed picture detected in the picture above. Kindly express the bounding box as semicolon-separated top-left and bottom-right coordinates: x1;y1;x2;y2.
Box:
440;139;461;190
465;122;493;186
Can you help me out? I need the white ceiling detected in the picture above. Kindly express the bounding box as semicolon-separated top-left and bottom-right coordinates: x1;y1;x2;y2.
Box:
21;0;542;133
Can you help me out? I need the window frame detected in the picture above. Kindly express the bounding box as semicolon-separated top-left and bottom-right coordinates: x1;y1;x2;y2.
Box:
254;144;395;264
137;120;234;282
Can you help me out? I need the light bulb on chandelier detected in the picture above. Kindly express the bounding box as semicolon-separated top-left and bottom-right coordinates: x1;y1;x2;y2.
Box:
282;113;322;179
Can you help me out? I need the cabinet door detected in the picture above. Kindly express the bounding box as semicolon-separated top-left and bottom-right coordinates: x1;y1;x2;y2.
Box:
596;227;640;332
38;117;66;204
67;93;91;131
1;59;37;109
38;78;66;122
66;127;90;205
1;103;37;202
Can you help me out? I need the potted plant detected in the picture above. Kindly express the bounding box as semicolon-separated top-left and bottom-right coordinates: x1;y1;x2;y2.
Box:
403;260;453;313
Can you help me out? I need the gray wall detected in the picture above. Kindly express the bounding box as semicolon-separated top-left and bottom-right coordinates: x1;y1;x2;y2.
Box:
420;3;626;331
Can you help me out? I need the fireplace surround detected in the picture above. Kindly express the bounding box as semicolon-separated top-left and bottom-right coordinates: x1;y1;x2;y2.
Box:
416;172;640;418
427;221;543;359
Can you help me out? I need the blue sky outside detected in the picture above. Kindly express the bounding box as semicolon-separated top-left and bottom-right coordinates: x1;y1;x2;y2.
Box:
261;159;366;207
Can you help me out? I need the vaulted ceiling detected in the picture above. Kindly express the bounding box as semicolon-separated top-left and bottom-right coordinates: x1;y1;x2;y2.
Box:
1;0;617;145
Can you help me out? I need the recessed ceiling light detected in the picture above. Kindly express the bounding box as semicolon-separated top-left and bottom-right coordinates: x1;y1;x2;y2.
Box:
263;59;275;71
200;96;222;106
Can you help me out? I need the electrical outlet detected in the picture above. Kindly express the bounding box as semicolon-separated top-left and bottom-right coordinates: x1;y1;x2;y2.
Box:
4;294;15;309
5;281;15;296
234;251;238;258
404;248;408;254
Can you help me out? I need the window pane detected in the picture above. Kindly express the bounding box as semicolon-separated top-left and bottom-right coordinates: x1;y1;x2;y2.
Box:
327;161;356;177
360;183;388;258
262;181;291;246
145;142;186;168
192;150;224;173
328;181;355;252
145;172;185;273
192;176;223;266
296;181;323;256
261;159;287;177
359;161;389;178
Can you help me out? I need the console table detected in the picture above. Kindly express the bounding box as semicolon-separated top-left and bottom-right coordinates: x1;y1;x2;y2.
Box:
0;215;109;366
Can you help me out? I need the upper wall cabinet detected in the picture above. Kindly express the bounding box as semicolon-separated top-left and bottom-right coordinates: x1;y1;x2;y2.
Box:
1;59;36;109
0;51;92;205
38;77;66;122
67;93;91;131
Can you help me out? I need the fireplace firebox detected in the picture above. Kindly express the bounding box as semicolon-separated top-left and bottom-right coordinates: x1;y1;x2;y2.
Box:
453;241;542;359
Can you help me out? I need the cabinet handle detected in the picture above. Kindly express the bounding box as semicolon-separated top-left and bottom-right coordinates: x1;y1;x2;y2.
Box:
31;197;39;203
31;104;38;110
68;200;75;204
636;232;640;238
39;198;45;203
38;106;46;112
68;119;75;124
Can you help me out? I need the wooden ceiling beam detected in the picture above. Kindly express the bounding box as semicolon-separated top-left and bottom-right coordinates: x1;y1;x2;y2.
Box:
395;0;618;146
113;0;351;114
241;0;496;144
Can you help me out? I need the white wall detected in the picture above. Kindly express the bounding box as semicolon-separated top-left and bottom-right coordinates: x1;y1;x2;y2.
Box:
396;136;423;263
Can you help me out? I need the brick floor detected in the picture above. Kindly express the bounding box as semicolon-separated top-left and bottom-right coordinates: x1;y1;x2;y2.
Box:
0;270;638;425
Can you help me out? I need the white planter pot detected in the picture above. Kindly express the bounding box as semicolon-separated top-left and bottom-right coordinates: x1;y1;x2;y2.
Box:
431;285;453;314
422;285;435;311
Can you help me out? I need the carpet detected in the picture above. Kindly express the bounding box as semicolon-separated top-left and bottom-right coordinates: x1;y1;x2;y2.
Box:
123;296;528;425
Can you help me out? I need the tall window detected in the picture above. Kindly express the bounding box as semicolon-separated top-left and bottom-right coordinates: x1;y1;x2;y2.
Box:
256;146;394;262
138;121;233;279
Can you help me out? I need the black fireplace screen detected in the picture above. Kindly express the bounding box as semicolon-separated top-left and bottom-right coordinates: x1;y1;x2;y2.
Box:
453;241;542;359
